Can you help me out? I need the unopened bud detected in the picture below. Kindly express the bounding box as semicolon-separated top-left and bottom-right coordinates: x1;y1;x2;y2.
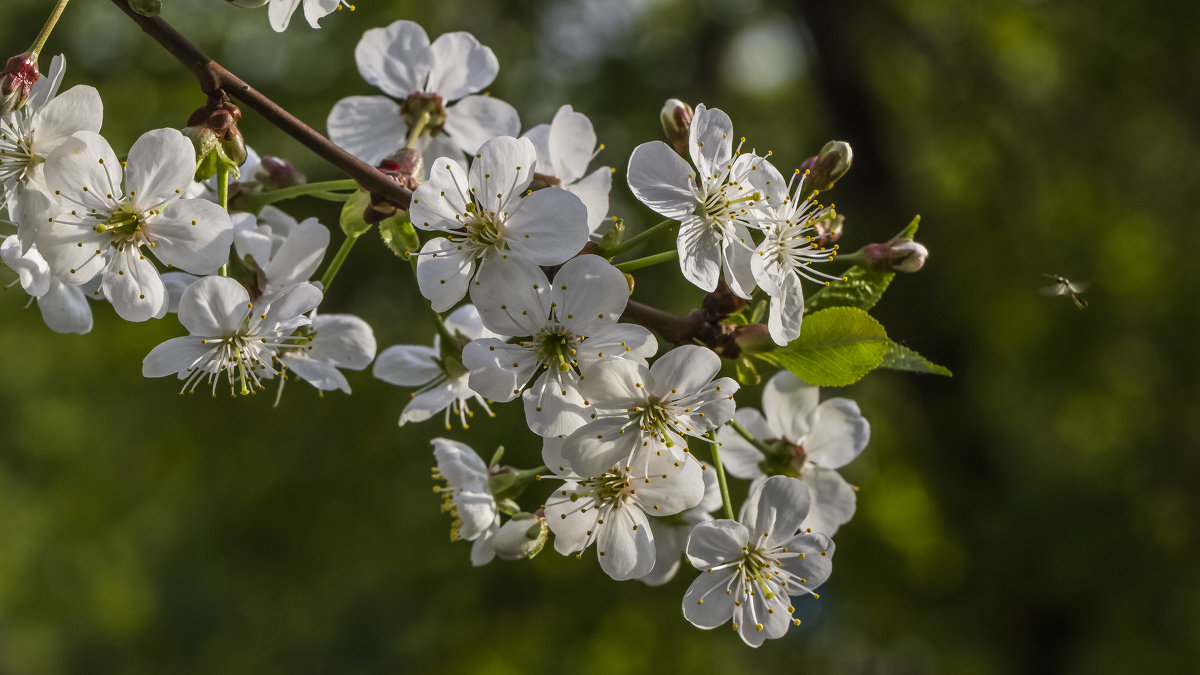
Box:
186;95;246;181
492;513;548;561
858;237;928;273
1;54;39;114
800;140;853;192
811;212;844;248
887;238;928;272
660;98;694;157
252;156;305;190
362;149;420;224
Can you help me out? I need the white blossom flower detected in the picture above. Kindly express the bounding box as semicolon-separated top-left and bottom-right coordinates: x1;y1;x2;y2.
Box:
640;466;723;587
277;313;376;394
682;475;834;647
141;276;321;397
374;304;500;428
232;206;329;296
0;234;92;333
38;128;234;322
626;104;781;298
461;253;656;438
522;105;612;235
408;135;588;312
489;514;549;561
327;20;519;168
431;438;500;566
0;55;103;251
562;345;739;478
751;170;841;344
715;370;869;536
266;0;352;32
543;436;705;580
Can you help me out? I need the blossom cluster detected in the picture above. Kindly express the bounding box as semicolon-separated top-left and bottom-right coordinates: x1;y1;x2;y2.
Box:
0;6;936;648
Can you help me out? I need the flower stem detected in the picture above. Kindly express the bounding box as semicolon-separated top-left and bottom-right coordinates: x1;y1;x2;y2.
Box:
728;419;775;457
216;166;230;277
27;0;71;59
406;111;431;149
602;218;675;257
709;442;736;521
319;235;358;292
614;249;678;273
238;179;360;212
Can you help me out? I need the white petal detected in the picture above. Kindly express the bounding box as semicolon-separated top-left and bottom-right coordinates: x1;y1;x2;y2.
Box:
632;454;705;516
626;141;696;220
470;520;498;566
374;344;441;386
567;166;613;235
126;128;194;211
545;482;599;554
142;336;211;377
738;475;811;546
302;0;340;28
676;214;721;292
177;275;250;335
30;85;103;157
684;519;749;569
562;417;641;478
268;0;303;31
0;236;50;296
503;188;588;266
597;505;654;581
444;303;499;340
400;384;461;426
27;54;64;110
259;282;323;330
721;225;758;299
327;96;407;168
461;339;538;402
801;467;856;536
443;96;520;155
778;532;835;589
232;213;271;267
415;237;475;312
35;217;107;285
521;123;552;173
468;136;536;216
766;271;804;345
14;185;57;252
570;324;657;372
469;253;549;336
150;199;234;274
762;370;818;442
648;345;721;400
282;356;350;393
804;398;870;469
102;246;166;322
714;409;770;480
160;271;199;314
264;218;329;288
409;155;471;231
553;254;628;328
682;567;739;629
688;104;734;180
578;358;649;409
37;280;92;334
308;313;376;369
427;32;499;101
523;369;589;438
354;20;432;98
548;104;595;184
44;131;123;212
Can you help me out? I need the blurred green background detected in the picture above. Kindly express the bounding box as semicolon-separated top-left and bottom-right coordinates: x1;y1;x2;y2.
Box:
2;0;1198;672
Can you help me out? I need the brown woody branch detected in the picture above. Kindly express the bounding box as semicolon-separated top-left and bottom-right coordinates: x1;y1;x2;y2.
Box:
109;0;409;207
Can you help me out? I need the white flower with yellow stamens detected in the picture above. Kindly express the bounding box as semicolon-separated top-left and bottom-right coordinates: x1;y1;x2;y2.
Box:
141;276;321;397
542;436;705;580
562;344;739;477
521;104;612;235
408;135;588;312
682;475;834;647
461;253;656;438
38;128;233;322
626;104;782;298
431;438;500;566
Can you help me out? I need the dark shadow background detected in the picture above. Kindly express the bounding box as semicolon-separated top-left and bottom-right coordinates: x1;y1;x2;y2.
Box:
2;0;1198;673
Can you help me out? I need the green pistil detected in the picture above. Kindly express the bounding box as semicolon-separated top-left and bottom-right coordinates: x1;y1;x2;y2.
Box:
536;331;575;373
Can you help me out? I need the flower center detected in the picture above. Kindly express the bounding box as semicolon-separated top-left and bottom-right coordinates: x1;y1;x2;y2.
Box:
400;92;447;136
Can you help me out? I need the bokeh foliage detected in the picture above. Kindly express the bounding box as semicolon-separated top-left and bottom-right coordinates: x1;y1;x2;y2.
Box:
2;0;1198;672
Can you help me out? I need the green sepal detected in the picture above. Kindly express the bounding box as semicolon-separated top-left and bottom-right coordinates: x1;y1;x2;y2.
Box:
339;189;375;238
735;355;761;386
378;217;421;258
749;306;888;387
880;341;952;376
496;498;521;517
594;217;625;256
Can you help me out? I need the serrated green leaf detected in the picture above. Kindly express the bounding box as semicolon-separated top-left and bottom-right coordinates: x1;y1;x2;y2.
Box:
750;306;888;386
378;218;420;259
896;214;921;239
805;265;895;313
880;341;952;376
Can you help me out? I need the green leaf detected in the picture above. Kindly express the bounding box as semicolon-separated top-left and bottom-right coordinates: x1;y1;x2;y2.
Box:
339;189;374;238
880;341;952;376
735;355;761;386
750;307;888;386
378;217;421;259
896;213;921;239
805;265;895;313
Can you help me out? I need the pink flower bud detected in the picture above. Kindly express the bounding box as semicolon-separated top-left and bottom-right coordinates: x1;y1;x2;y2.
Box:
799;140;854;192
659;98;694;157
888;238;928;273
1;54;39;114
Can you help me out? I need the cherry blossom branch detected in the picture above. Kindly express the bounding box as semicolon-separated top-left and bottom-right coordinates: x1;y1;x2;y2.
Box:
108;0;411;208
